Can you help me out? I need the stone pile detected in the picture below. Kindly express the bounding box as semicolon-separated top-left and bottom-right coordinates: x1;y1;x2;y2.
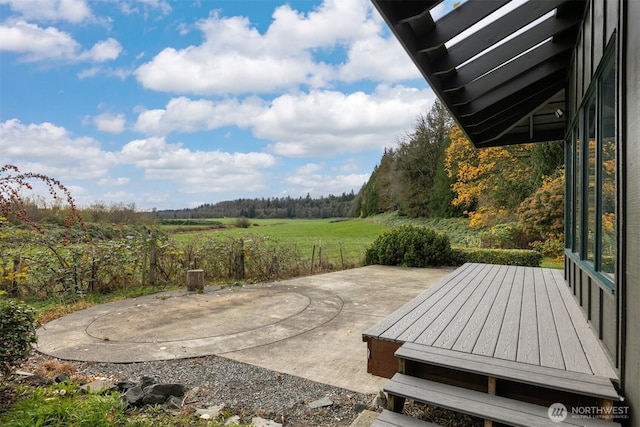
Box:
117;375;186;408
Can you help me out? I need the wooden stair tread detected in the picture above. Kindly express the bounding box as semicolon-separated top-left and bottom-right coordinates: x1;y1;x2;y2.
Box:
397;342;621;401
371;409;441;427
385;374;621;427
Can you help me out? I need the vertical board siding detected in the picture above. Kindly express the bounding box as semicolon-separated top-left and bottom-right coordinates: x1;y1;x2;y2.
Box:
577;35;584;100
603;289;617;356
594;0;605;65
624;1;640;423
605;0;618;43
566;0;618;373
584;2;593;82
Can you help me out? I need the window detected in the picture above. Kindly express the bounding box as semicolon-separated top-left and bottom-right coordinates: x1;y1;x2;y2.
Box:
586;98;596;264
600;62;616;279
573;120;582;253
566;45;616;289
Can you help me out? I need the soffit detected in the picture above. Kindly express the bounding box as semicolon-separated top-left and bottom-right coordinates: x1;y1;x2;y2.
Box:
372;0;586;147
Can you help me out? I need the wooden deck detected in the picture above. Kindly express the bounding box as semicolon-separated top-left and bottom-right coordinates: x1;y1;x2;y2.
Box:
363;263;618;381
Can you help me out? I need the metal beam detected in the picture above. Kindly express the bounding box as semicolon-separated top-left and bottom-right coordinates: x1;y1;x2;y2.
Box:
443;39;573;103
437;13;580;82
476;128;566;147
415;0;509;52
452;60;566;109
465;85;565;134
439;0;566;69
473;90;566;142
457;73;565;123
371;0;438;24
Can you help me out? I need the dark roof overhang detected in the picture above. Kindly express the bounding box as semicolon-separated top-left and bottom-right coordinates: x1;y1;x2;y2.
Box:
372;0;587;148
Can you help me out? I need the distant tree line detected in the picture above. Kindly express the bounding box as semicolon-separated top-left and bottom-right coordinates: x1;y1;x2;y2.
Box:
156;192;356;220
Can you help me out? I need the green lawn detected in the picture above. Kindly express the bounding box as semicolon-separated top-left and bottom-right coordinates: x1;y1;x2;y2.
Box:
167;218;389;268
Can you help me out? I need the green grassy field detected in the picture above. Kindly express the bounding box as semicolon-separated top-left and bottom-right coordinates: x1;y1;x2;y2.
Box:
161;215;563;269
165;218;389;268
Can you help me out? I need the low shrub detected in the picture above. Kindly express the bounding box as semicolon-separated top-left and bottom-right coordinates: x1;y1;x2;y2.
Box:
364;225;461;267
456;248;542;267
0;296;39;376
234;217;251;228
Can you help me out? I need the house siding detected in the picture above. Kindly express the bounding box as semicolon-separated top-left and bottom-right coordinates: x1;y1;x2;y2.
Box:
623;0;640;424
566;0;620;367
567;1;639;423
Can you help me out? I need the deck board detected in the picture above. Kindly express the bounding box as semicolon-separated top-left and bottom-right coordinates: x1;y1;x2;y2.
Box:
394;264;485;343
362;264;474;339
469;265;514;356
517;266;539;365
433;264;501;349
363;263;619;381
542;268;592;373
413;264;492;345
535;268;565;369
493;266;524;361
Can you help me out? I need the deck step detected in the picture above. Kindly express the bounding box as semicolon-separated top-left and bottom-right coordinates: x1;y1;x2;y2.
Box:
371;409;441;427
385;373;621;427
396;342;621;401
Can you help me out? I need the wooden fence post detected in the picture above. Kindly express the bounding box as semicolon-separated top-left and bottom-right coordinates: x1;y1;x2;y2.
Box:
234;238;245;280
10;257;20;298
187;269;204;292
149;231;157;286
310;245;316;273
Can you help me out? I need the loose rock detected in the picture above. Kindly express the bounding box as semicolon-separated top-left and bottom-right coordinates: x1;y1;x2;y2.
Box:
252;416;283;427
308;396;333;409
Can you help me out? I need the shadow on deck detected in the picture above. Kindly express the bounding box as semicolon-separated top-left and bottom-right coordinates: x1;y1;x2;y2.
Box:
363;263;623;427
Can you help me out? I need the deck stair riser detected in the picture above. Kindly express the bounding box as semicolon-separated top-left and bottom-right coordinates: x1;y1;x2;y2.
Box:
384;373;621;427
397;342;621;406
371;409;441;427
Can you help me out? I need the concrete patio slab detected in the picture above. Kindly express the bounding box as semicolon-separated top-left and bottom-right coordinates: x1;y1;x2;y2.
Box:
36;265;454;394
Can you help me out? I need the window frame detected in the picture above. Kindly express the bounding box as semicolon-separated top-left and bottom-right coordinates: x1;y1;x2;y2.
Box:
565;39;616;293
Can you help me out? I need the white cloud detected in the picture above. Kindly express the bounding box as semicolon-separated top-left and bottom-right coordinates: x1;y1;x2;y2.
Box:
78;67;100;79
0;119;115;180
255;85;435;157
0;0;92;23
118;0;172;17
93;112;126;134
98;177;130;186
338;35;422;82
137;0;172;16
265;0;377;52
135;12;318;95
133;96;264;135
80;38;123;62
119;137;278;194
285;162;369;197
0;20;80;61
134;0;400;95
132;84;434;157
0;20;121;62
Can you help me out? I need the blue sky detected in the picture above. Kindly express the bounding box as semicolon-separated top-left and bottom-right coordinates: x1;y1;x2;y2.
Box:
0;0;459;211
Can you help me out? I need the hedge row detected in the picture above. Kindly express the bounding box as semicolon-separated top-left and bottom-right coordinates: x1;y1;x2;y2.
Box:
456;248;542;267
364;226;543;268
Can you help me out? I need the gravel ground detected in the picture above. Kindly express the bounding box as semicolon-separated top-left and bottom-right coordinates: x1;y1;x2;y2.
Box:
21;352;377;427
